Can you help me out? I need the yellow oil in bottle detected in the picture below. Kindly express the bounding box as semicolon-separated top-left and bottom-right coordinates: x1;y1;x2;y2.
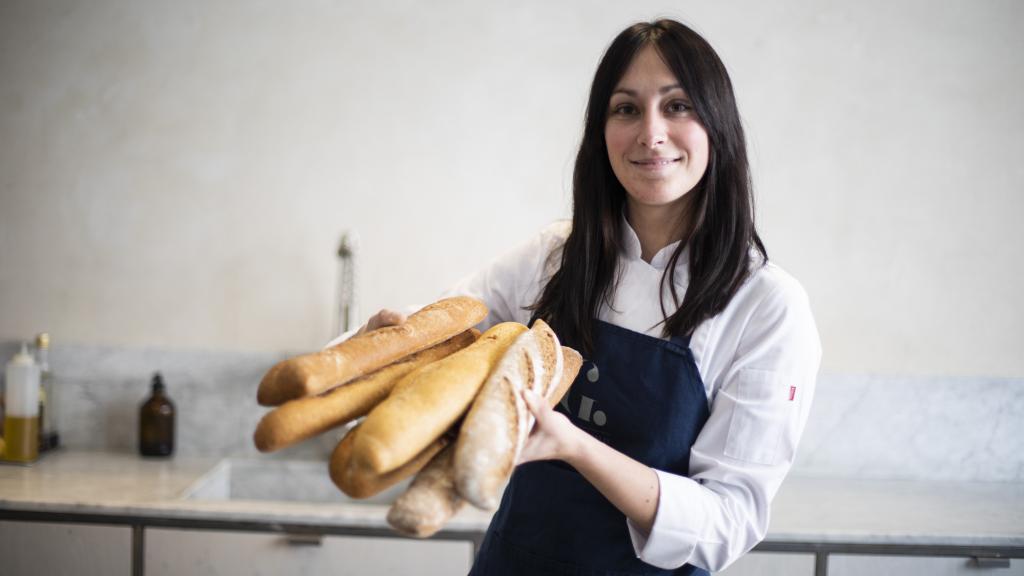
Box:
2;415;39;462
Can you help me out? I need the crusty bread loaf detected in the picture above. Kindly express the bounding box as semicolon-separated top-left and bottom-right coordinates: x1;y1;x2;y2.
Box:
389;343;584;535
386;445;464;538
329;423;451;499
551;345;582;406
453;320;558;510
515;320;564;449
352;322;528;475
257;296;488;406
530;320;565;400
253;329;479;453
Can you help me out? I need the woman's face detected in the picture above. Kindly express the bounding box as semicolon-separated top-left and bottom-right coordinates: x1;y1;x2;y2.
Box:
605;45;709;218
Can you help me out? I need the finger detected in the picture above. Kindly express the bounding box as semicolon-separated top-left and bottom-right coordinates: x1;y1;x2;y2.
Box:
382;309;407;326
365;309;397;332
371;309;405;330
522;388;544;419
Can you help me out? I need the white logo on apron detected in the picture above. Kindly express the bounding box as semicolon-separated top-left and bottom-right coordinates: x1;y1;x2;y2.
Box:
561;363;607;426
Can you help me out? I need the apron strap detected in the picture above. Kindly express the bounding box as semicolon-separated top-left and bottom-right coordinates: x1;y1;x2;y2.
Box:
669;332;691;348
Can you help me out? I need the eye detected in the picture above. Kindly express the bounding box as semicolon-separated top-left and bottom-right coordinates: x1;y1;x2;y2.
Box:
610;103;639;116
667;100;693;114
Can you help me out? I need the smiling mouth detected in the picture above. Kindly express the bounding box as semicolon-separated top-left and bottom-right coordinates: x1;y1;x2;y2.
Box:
630;158;680;167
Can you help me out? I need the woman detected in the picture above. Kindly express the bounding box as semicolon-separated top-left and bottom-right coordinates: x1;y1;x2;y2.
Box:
361;19;820;575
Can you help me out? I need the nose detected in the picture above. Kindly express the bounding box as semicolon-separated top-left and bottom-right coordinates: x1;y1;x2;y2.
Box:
637;112;667;148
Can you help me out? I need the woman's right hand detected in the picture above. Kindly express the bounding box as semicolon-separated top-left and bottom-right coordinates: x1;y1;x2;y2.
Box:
355;309;408;336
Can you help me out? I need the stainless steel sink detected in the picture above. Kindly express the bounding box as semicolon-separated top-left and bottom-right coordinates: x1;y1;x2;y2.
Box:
181;458;409;505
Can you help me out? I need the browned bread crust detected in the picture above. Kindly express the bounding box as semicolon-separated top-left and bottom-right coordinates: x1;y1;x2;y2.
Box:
390;341;583;534
531;320;564;399
551;345;582;405
453;327;545;509
257;296;488;406
452;320;573;510
386;445;465;538
253;329;479;452
352;322;528;475
329;423;450;499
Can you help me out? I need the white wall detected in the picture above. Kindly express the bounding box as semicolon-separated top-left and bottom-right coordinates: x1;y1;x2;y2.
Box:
1;0;1021;377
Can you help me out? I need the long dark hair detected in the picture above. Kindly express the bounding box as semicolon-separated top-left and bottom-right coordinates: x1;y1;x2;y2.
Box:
530;19;767;356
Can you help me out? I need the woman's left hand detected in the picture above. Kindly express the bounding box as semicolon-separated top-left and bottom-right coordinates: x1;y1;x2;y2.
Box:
518;387;660;537
517;388;583;465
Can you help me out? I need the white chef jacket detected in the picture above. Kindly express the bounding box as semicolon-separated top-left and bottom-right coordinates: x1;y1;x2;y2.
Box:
436;216;822;572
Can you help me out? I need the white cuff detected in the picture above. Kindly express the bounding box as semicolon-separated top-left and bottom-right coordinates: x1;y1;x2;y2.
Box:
626;469;708;570
323;328;358;349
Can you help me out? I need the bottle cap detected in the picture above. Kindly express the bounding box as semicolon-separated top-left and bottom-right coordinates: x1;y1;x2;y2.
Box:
152;372;165;392
36;333;50;349
10;342;34;366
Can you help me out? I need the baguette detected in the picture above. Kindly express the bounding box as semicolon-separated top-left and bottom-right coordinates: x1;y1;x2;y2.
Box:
532;321;565;399
352;322;528;475
257;296;488;406
386;445;464;538
329;423;451;499
551;345;583;406
253;329;479;452
453;320;557;510
388;344;584;536
517;320;564;448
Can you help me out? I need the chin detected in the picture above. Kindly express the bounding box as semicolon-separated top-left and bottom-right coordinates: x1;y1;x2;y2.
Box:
626;186;689;208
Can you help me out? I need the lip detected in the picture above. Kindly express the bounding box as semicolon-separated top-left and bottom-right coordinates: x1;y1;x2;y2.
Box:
630;157;680;169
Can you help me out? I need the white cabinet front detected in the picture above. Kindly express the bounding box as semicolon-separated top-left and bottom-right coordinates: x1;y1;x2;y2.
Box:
716;551;816;575
0;520;132;576
144;527;474;576
829;553;1022;576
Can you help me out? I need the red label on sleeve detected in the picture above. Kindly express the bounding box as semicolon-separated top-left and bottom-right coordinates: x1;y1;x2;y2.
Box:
789;386;796;401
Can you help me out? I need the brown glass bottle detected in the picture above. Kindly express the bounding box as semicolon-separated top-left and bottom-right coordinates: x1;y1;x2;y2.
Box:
139;373;175;457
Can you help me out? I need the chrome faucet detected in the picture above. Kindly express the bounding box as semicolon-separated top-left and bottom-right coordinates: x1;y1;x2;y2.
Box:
336;231;359;336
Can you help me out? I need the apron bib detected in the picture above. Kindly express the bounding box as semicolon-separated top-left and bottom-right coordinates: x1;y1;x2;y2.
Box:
470;320;711;575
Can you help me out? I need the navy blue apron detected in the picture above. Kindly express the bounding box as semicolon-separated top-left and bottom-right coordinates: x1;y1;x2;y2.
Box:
469;319;711;575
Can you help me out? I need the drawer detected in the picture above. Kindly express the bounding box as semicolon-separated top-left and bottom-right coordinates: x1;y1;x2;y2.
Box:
0;520;132;576
716;551;816;575
144;527;474;576
829;553;1022;576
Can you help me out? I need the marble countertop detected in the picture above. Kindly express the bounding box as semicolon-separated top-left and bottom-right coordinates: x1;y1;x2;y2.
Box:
1;451;1022;548
767;476;1023;547
0;451;493;534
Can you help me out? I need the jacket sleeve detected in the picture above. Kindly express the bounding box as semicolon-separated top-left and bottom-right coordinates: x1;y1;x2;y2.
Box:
626;272;822;572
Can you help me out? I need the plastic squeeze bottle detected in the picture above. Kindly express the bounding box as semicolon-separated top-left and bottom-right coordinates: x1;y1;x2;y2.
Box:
3;343;41;463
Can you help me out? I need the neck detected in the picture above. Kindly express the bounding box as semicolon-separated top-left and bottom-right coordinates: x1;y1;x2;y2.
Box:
625;199;691;263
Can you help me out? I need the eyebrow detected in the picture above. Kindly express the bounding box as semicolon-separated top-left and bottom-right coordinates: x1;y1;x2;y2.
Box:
611;84;685;97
